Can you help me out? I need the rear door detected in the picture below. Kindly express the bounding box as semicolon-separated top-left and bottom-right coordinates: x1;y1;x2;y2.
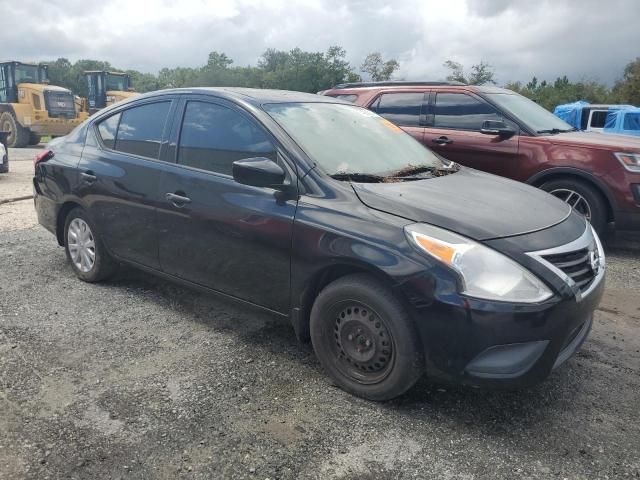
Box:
367;91;426;143
425;91;522;177
155;96;298;313
78;98;177;269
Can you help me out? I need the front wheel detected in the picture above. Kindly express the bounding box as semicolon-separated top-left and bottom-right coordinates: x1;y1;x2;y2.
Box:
63;208;118;282
540;178;607;234
310;274;424;401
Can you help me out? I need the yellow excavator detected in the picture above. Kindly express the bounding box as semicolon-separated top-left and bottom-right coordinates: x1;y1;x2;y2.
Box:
84;71;138;114
0;61;88;147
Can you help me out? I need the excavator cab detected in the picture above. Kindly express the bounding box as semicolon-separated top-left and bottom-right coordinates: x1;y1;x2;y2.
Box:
85;71;136;113
0;62;48;103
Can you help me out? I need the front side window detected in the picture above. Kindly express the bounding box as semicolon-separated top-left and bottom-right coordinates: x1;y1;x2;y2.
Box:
434;93;502;130
113;102;171;159
177;101;275;176
370;93;423;127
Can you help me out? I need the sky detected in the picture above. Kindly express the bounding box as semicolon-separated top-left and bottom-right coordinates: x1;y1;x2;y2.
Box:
2;0;639;85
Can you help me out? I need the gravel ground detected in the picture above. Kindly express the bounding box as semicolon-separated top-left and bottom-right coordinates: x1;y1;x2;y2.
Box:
1;151;640;479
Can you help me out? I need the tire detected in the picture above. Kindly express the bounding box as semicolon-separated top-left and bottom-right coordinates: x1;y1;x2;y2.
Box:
0;111;30;148
63;207;118;282
540;178;607;234
310;273;424;401
28;132;42;146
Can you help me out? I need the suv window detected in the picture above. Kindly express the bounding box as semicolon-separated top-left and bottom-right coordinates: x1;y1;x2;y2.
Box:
177;101;276;176
97;102;171;159
369;93;423;127
434;93;502;130
589;110;608;129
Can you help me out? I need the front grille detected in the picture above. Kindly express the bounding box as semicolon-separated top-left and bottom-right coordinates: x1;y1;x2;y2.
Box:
44;90;76;119
542;247;596;292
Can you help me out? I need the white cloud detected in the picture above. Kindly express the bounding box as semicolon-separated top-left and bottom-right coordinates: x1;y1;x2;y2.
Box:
2;0;638;85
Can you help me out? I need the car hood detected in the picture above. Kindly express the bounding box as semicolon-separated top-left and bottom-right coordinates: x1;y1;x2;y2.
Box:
546;131;640;151
351;167;572;241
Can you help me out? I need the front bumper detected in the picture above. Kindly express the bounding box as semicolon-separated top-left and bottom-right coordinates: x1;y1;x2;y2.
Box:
401;258;605;389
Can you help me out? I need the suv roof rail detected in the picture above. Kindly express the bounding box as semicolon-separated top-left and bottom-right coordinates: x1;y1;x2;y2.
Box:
331;80;467;89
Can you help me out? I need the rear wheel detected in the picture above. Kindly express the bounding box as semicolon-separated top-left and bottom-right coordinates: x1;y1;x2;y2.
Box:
63;208;118;282
310;274;424;401
0;111;30;148
540;178;607;234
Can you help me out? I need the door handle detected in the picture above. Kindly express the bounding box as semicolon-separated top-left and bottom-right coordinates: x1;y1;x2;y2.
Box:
165;192;192;207
81;171;97;184
432;136;453;145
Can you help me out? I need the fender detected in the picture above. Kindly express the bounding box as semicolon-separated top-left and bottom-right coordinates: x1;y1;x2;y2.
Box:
526;167;618;212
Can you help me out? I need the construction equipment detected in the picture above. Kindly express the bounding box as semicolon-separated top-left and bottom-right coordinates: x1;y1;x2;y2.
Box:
0;61;88;147
84;71;138;113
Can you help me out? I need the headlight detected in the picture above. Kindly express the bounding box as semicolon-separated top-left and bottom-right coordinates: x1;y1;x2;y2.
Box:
405;224;553;303
615;152;640;172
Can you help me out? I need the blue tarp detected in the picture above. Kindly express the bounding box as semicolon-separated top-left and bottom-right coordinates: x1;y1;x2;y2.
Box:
603;107;640;136
553;100;589;129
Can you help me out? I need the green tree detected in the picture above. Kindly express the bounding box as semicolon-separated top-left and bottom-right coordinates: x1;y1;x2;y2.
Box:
443;60;495;85
612;58;640;105
361;52;400;81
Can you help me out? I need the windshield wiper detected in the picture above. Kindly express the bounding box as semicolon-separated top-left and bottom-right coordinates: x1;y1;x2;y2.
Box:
330;172;385;183
536;128;576;134
389;163;460;179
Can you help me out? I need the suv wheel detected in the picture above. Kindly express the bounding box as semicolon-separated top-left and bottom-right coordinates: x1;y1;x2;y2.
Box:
310;273;424;401
540;178;607;234
64;208;118;282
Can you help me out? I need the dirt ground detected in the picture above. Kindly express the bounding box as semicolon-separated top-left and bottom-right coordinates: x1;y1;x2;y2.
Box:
1;150;639;479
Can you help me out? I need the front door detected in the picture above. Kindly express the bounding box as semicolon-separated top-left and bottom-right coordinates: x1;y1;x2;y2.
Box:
156;97;298;313
425;91;522;178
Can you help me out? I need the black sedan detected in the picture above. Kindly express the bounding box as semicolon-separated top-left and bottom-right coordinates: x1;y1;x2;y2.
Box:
33;88;605;400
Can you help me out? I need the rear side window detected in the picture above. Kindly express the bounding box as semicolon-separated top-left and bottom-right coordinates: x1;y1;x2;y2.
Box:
177;101;275;176
97;113;120;149
623;113;640;131
97;102;171;159
370;93;423;127
434;93;502;130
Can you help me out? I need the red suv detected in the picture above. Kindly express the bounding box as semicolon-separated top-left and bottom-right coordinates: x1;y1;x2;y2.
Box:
320;82;640;234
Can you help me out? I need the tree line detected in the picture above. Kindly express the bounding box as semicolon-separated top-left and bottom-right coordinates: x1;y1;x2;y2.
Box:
45;47;399;98
43;48;640;111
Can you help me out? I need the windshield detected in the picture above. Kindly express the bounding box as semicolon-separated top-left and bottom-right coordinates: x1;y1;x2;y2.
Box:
486;93;574;134
15;64;44;84
264;102;443;177
106;74;128;91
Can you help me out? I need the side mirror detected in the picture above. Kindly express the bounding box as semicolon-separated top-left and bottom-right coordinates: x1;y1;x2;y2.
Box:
232;157;286;189
480;120;516;138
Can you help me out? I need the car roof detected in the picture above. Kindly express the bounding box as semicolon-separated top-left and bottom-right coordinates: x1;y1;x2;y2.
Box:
137;87;343;106
324;83;514;95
